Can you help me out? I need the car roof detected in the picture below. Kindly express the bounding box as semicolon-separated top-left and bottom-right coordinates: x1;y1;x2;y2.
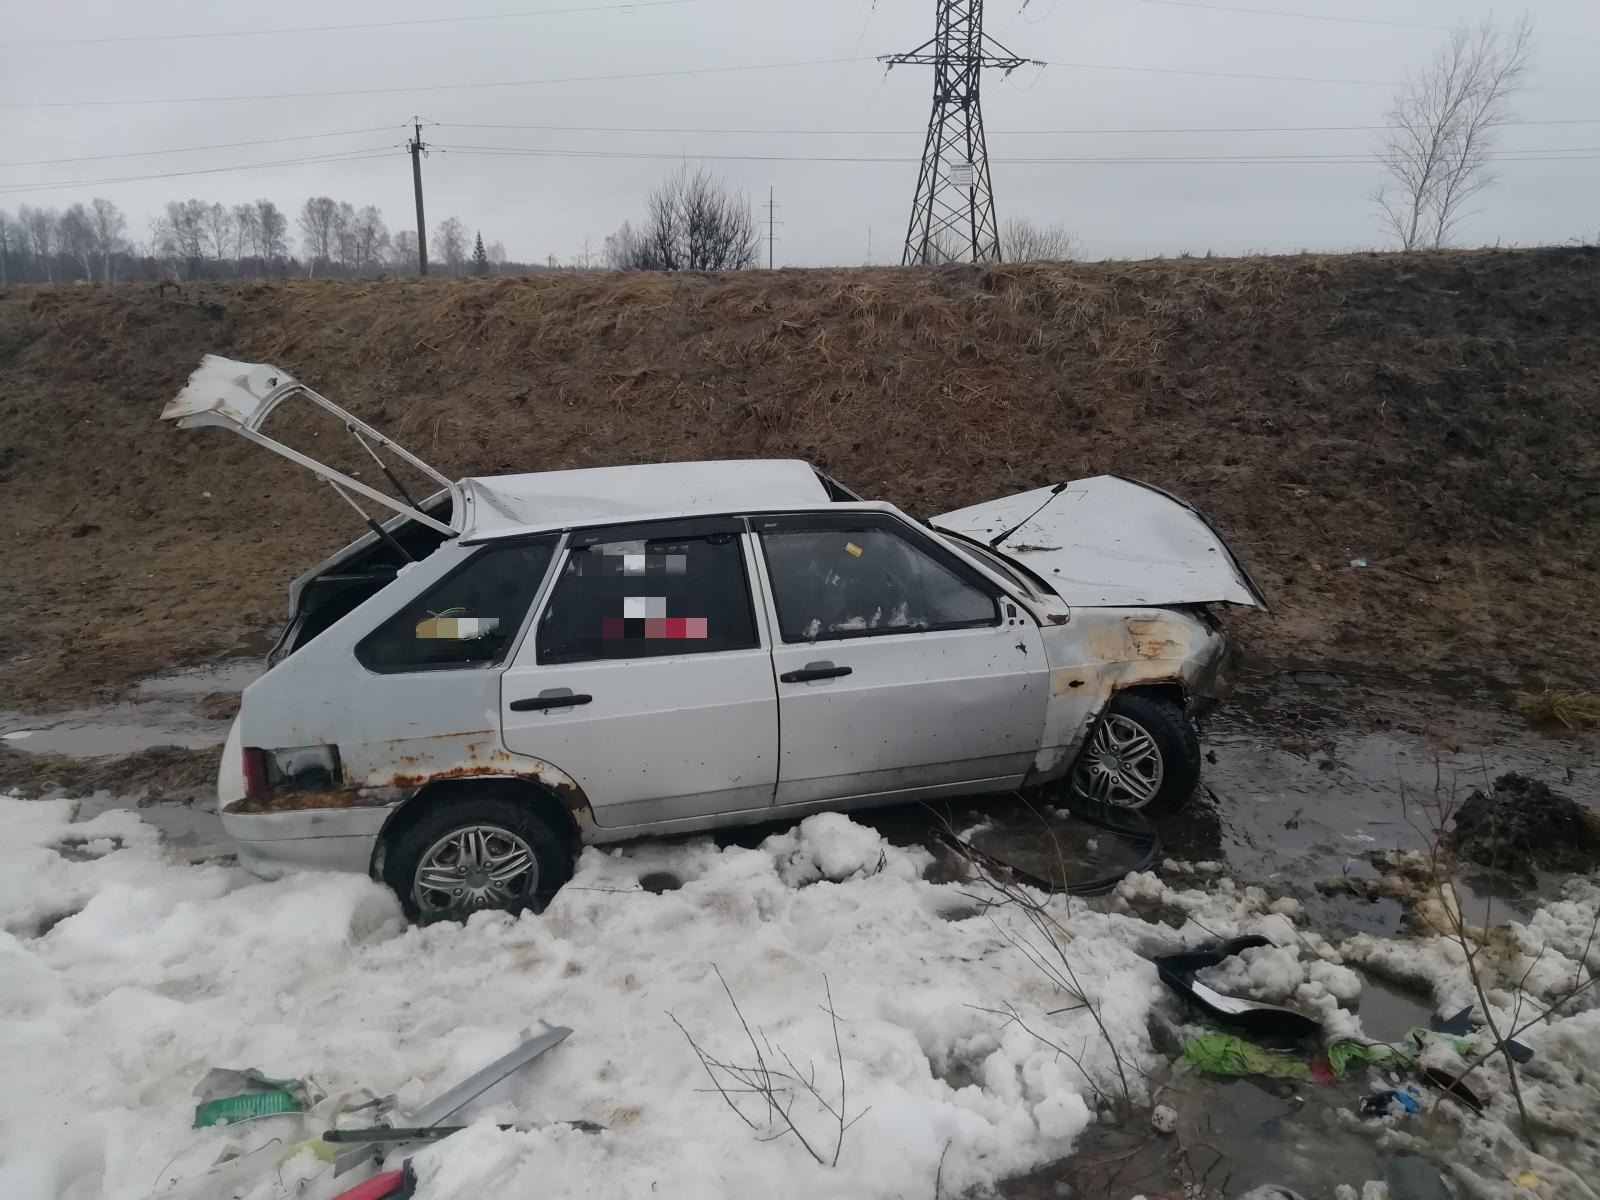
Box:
455;458;836;542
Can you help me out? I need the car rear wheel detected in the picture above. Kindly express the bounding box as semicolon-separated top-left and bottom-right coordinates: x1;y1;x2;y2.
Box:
384;795;572;922
1071;692;1200;814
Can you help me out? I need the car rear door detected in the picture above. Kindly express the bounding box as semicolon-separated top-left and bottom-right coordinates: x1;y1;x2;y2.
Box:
499;518;779;828
752;512;1049;806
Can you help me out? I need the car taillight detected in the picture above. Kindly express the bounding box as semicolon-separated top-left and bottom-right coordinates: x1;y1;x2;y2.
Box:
242;747;269;800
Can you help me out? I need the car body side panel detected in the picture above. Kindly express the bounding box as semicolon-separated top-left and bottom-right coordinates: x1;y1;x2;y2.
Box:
229;539;569;823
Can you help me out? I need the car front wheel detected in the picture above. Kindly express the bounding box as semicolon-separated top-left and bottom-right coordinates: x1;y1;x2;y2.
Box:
1071;692;1200;814
384;795;573;922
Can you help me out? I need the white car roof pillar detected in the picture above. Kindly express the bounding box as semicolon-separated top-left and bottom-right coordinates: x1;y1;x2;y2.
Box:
161;355;459;536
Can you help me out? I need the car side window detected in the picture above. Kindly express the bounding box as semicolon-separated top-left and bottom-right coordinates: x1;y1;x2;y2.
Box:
759;519;998;643
356;538;557;672
536;525;759;664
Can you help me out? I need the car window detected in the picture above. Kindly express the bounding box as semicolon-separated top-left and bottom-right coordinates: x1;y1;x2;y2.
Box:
759;521;998;643
536;529;758;664
356;538;557;672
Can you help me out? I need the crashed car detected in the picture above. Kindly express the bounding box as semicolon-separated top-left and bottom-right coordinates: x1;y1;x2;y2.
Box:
163;355;1266;921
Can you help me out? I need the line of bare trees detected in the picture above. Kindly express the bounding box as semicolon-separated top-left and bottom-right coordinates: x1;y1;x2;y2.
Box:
0;195;515;284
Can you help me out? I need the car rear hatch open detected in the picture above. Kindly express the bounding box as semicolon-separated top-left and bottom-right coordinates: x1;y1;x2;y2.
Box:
162;356;467;661
161;354;460;539
932;476;1267;609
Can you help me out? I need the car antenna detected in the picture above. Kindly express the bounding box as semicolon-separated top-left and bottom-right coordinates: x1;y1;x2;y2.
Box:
989;482;1069;549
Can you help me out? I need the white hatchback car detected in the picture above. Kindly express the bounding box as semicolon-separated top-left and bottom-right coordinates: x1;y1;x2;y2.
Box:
165;356;1266;920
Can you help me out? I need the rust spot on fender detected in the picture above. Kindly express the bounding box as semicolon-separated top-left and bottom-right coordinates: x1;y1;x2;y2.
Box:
224;787;398;815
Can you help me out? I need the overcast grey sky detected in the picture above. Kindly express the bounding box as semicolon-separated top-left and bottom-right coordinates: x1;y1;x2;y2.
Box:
2;0;1597;265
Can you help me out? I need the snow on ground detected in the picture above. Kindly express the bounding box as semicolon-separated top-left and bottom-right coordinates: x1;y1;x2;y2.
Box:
4;794;1596;1200
0;800;1176;1200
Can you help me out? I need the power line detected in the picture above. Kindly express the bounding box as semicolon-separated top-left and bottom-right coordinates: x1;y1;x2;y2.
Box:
4;139;1598;197
432;116;1600;137
12;115;1600;174
1134;0;1600;45
10;52;1598;109
0;56;877;110
0;147;399;195
0;0;699;47
433;142;1600;165
0;126;400;169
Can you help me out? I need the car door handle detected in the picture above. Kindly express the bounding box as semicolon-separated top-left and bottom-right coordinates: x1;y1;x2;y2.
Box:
780;663;852;684
509;692;593;712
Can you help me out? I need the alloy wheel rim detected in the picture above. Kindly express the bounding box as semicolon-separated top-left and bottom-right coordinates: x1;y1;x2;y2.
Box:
1072;714;1165;809
413;824;538;917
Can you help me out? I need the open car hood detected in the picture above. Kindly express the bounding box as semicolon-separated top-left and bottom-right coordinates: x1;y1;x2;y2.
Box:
932;476;1267;609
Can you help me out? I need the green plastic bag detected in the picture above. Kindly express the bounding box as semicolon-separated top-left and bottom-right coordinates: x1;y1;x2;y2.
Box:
1180;1033;1311;1079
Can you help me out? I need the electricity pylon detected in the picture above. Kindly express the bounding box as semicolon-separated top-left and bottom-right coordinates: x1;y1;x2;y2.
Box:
882;0;1038;265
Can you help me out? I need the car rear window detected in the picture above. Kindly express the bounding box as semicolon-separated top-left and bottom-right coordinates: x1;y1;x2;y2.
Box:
356;538;557;672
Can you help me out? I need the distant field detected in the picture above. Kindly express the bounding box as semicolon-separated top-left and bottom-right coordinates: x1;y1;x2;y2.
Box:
2;249;1597;707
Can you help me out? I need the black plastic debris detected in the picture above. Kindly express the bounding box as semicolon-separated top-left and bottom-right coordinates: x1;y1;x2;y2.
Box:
1153;935;1323;1040
1435;1005;1533;1064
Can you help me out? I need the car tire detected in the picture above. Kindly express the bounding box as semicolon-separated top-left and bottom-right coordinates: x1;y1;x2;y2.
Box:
383;794;573;922
1071;692;1201;815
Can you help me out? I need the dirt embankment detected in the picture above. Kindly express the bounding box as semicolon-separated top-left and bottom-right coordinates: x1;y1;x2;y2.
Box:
2;250;1598;709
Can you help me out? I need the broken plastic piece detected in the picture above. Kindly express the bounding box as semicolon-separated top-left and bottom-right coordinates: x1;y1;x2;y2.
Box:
1435;1006;1533;1063
191;1067;313;1128
1418;1066;1485;1113
1154;936;1323;1039
333;1022;572;1176
331;1161;417;1200
1360;1086;1422;1117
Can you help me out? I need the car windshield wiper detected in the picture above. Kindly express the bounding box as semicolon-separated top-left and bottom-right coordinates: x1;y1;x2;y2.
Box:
989;482;1067;548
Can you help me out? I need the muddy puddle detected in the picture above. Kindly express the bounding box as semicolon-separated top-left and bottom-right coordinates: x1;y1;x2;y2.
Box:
0;658;257;758
1000;1070;1460;1200
1165;661;1598;933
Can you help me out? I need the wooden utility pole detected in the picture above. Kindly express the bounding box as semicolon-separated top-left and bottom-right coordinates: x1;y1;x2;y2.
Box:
408;119;430;276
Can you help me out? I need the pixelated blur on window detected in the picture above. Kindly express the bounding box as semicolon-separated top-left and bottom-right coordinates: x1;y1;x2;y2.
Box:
536;532;758;663
357;539;557;672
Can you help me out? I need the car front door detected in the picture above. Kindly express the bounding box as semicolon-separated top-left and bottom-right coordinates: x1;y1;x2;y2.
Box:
499;518;779;828
753;512;1049;806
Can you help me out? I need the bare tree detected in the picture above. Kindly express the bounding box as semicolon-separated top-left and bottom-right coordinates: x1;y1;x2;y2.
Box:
351;206;390;271
620;165;760;271
576;235;596;269
255;200;288;268
230;203;259;265
1375;18;1534;250
202;203;234;274
298;196;339;272
434;216;467;274
330;201;357;269
1002;217;1079;262
0;209;12;283
59;203;97;281
487;240;506;271
390;228;419;273
19;206;59;281
89;198;126;281
152;201;204;277
603;221;639;269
